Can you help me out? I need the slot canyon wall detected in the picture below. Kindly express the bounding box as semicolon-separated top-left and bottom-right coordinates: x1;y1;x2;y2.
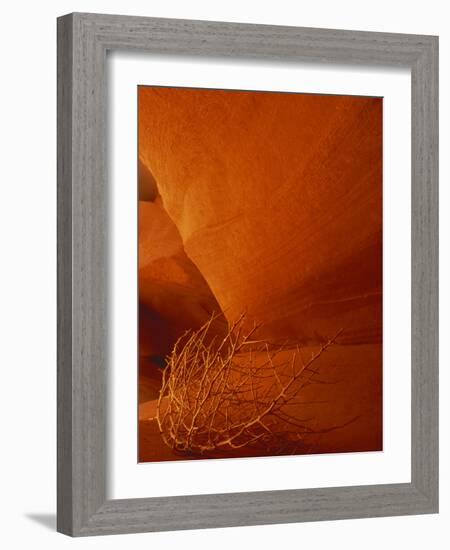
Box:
138;87;382;356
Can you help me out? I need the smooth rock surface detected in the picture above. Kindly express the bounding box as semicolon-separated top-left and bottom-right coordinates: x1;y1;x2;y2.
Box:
138;87;382;345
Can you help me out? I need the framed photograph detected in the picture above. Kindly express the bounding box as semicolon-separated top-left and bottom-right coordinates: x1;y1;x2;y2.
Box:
57;12;438;536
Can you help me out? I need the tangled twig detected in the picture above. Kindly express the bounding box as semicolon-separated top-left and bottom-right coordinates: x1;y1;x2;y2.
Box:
154;313;343;456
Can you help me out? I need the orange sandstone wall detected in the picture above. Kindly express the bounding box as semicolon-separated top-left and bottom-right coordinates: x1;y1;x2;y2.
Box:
138;87;382;345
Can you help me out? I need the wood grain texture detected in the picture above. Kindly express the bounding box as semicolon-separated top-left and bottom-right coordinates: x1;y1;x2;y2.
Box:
57;13;73;535
57;12;439;536
411;36;439;507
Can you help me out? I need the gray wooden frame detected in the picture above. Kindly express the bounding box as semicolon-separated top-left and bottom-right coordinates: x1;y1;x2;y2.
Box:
57;12;438;537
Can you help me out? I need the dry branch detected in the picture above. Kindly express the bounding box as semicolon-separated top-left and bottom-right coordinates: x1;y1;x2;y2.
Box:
154;313;342;456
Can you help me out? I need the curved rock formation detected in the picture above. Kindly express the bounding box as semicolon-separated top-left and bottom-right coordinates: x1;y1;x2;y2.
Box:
138;87;382;344
138;198;225;363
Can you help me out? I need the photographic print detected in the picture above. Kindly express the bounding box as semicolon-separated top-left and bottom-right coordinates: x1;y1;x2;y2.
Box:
138;86;382;463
